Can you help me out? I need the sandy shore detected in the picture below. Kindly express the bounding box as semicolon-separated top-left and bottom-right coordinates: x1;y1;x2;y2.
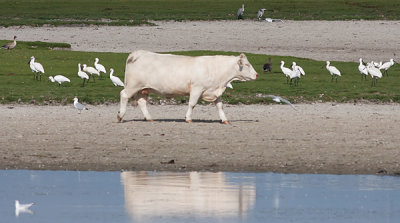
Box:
1;20;400;62
1;103;400;175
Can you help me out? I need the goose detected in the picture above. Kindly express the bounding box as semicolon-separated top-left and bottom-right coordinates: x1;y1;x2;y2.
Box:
2;36;17;51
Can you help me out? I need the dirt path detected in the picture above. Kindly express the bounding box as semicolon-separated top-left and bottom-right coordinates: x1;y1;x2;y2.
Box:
2;103;400;175
1;20;400;62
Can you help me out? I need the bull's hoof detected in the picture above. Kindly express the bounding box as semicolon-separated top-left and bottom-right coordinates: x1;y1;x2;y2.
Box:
186;120;193;123
221;120;230;125
117;113;122;123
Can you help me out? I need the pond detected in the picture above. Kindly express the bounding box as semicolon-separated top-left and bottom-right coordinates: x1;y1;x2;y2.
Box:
1;170;400;223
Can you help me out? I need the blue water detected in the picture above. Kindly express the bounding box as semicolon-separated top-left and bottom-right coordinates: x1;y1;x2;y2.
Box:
1;170;400;223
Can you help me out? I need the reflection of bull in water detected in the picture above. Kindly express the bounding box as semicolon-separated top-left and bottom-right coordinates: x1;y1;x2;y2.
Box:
121;171;256;221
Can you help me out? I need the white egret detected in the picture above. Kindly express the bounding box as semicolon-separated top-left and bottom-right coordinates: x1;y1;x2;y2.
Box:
77;63;89;87
326;61;341;82
237;4;244;19
280;61;292;84
358;58;368;80
49;75;70;86
379;58;395;77
2;36;17;52
83;64;100;82
15;200;34;217
257;8;266;21
264;95;296;110
73;97;88;113
366;63;382;86
109;68;124;87
263;58;272;72
28;56;45;81
94;58;106;79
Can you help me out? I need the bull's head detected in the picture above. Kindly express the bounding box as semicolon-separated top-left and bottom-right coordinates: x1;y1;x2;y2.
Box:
237;53;258;81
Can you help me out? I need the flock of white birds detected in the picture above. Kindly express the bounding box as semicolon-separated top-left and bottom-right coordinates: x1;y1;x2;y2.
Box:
27;56;125;87
279;58;396;86
26;55;125;113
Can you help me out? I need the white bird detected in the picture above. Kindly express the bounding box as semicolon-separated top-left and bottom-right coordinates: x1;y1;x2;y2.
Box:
94;58;106;79
237;4;244;19
109;68;124;87
2;36;17;51
83;64;100;82
379;58;395;76
257;8;266;21
28;56;45;81
373;61;382;68
226;82;233;89
280;61;293;84
49;75;70;86
73;97;88;113
326;61;341;82
292;62;305;76
77;63;89;87
366;63;382;86
264;95;296;110
358;58;368;80
265;18;283;23
15;200;34;217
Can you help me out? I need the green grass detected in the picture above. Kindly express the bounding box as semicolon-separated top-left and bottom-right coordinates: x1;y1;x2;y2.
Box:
1;0;400;27
1;41;400;105
0;41;400;104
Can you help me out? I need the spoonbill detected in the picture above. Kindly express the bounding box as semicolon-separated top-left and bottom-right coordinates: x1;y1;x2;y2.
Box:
379;59;395;77
73;97;88;113
1;36;17;52
83;64;100;82
49;75;70;86
264;95;296;110
292;62;305;76
366;63;382;86
15;200;34;217
77;63;89;87
358;58;368;80
94;58;106;79
237;4;244;19
257;8;266;21
263;58;272;72
28;56;45;81
280;61;292;84
109;68;124;87
326;61;341;82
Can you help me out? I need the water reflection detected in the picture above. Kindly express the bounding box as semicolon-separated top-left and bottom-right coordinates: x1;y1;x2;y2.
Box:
121;171;255;222
1;170;400;223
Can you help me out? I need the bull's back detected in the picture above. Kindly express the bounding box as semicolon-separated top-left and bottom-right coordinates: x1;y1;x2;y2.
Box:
124;51;196;94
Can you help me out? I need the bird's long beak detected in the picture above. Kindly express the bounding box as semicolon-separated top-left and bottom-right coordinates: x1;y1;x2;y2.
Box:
27;59;31;64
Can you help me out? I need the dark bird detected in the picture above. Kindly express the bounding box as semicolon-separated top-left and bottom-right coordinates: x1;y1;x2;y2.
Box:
263;58;272;72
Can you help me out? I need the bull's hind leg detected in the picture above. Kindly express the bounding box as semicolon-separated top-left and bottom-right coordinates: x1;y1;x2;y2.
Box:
118;88;138;122
136;90;153;121
214;97;229;124
185;89;202;123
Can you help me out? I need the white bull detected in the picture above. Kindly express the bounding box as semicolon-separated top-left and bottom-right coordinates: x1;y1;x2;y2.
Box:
117;50;258;124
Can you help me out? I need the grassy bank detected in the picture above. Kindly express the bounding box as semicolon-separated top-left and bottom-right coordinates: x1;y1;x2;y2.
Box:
1;41;399;105
1;0;400;27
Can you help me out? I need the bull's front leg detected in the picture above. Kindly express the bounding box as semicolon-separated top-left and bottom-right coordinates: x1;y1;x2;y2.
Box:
214;96;229;124
185;89;202;123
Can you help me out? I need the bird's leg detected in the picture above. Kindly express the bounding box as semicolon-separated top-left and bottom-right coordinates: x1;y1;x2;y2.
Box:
331;75;334;82
81;79;85;87
93;75;96;83
39;74;41;81
286;77;289;84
